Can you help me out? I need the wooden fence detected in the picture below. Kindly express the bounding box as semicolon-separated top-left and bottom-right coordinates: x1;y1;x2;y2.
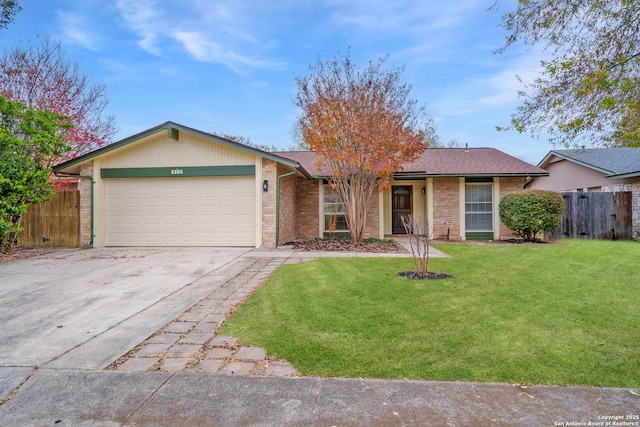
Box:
17;190;80;247
548;191;632;240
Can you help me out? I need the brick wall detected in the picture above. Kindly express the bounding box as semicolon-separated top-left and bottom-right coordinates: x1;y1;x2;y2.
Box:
498;177;527;239
432;178;461;240
295;177;319;240
261;159;277;248
277;165;297;244
79;161;94;248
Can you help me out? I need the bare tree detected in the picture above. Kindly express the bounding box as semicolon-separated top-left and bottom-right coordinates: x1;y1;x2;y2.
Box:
401;215;432;277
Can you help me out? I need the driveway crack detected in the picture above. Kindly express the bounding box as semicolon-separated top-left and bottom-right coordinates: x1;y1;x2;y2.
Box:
0;367;39;406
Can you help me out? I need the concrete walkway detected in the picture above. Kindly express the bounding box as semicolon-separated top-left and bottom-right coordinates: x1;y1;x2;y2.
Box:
0;245;638;426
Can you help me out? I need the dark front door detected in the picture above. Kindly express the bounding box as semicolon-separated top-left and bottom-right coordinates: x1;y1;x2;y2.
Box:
392;186;412;234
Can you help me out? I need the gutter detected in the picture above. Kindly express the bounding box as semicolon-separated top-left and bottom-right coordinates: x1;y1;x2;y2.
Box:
275;170;297;246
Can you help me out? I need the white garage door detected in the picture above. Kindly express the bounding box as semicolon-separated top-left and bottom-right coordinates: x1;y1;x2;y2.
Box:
104;177;255;246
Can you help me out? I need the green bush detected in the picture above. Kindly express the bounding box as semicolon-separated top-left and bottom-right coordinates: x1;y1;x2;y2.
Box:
499;190;564;242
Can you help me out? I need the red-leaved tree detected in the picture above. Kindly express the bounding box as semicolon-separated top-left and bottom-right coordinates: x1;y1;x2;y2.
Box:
0;37;116;164
295;51;429;244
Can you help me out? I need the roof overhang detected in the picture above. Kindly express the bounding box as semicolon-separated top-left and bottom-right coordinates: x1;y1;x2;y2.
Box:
308;172;548;180
53;121;310;177
605;171;640;180
538;150;614;175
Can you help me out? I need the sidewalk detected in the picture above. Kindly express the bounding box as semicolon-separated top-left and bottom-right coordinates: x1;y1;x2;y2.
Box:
0;368;637;426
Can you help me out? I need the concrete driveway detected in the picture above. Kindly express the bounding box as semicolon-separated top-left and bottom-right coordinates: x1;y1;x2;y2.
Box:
0;247;250;369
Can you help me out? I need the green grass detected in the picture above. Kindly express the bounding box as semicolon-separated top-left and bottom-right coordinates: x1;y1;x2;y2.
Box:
220;239;640;387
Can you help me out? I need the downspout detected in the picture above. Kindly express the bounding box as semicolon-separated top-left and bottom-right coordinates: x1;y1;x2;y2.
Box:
275;170;297;247
54;173;95;246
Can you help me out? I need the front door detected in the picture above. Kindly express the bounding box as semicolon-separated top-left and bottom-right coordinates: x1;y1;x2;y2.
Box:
392;186;412;234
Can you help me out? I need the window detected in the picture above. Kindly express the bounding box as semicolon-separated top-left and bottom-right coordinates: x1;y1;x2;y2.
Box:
323;184;348;232
465;183;493;231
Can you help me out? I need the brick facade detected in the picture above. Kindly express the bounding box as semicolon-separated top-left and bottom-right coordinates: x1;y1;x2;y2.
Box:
292;179;380;240
78;161;94;248
432;178;461;240
277;165;297;244
261;159;277;248
295;177;319;240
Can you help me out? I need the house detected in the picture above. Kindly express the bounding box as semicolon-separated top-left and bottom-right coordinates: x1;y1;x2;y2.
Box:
53;121;548;248
526;148;640;192
526;148;640;238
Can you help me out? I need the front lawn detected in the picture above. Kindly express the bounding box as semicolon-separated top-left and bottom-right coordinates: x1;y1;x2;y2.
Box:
220;239;640;387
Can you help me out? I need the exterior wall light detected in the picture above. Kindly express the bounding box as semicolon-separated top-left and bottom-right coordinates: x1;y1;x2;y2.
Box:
263;180;269;192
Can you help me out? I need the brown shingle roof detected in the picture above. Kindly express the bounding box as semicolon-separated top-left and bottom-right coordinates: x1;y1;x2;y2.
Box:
278;148;547;178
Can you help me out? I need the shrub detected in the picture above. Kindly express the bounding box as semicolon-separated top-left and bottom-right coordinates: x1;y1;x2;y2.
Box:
499;190;564;242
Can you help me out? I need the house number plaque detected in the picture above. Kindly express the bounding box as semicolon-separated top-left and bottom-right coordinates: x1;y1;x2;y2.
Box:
170;169;184;175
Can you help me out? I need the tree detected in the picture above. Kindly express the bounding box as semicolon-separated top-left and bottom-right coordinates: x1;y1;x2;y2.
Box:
0;95;70;252
424;124;463;148
401;215;432;277
497;0;640;147
0;0;20;29
295;51;429;244
216;132;280;152
498;190;564;242
0;38;115;163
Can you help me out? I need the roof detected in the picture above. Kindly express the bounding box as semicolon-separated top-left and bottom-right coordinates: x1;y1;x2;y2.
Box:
538;148;640;179
53;121;306;176
277;147;548;178
53;122;546;179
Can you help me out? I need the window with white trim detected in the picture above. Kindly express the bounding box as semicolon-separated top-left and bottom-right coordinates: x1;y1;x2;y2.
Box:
323;184;348;232
465;183;493;231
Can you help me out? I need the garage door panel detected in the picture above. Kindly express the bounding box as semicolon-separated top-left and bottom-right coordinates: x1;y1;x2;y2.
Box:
104;177;255;246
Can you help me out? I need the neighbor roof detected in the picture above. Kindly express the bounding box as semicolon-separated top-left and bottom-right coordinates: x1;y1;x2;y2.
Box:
538;148;640;179
277;147;547;178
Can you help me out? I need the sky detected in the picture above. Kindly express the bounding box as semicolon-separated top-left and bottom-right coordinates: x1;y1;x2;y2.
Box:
1;0;553;164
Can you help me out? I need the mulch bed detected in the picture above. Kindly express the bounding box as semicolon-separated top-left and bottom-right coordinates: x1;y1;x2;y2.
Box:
0;246;54;264
397;271;453;280
285;238;408;253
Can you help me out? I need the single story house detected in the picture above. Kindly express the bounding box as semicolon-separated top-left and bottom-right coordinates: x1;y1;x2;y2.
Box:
53;121;548;248
526;148;640;192
525;147;640;239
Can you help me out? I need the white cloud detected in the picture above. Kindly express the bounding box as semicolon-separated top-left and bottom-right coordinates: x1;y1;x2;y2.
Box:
112;0;284;72
115;0;166;55
476;51;543;108
171;31;284;72
56;11;101;50
327;0;477;34
431;49;544;119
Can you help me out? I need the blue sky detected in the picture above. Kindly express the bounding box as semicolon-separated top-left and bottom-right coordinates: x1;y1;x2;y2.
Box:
2;0;552;164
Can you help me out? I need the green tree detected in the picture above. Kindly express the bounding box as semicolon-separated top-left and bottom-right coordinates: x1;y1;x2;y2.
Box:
0;95;70;252
499;190;564;242
0;0;20;29
497;0;640;147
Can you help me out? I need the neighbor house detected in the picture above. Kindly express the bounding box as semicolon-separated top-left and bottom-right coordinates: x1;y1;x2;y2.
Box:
526;148;640;238
53;122;548;248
